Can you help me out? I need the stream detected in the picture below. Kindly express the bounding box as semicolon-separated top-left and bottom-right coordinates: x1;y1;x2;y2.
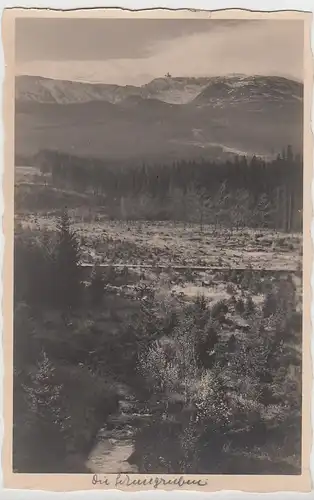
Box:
86;394;152;474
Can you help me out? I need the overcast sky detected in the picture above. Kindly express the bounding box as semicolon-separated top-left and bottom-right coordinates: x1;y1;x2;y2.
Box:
15;19;304;85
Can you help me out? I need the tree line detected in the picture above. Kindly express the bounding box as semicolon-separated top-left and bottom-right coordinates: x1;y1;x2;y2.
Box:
34;146;302;232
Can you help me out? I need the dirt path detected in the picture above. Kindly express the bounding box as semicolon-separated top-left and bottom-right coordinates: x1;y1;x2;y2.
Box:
86;427;138;473
86;392;151;474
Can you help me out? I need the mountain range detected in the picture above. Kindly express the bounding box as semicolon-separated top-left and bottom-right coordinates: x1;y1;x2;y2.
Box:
15;74;303;163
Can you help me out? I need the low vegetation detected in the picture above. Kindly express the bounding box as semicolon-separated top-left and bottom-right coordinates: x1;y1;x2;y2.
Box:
13;211;302;474
16;214;302;271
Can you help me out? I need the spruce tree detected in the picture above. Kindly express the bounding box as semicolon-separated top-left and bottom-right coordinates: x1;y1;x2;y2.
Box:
18;351;70;472
53;209;82;310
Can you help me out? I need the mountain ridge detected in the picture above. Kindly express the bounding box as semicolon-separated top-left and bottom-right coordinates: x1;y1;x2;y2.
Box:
16;74;303;106
15;74;303;163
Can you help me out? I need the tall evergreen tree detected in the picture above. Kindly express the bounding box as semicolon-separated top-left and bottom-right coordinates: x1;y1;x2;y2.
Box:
18;350;70;472
53;209;82;310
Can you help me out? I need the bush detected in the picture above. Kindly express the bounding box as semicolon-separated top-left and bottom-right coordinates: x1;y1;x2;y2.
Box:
136;275;301;473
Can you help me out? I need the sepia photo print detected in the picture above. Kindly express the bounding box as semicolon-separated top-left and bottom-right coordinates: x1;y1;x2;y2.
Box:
2;8;312;492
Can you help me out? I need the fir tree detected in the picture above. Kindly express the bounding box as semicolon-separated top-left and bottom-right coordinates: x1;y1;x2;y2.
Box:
53;209;82;310
19;351;70;471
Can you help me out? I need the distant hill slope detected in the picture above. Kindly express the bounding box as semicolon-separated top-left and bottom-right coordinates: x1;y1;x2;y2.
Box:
192;75;302;106
15;74;303;163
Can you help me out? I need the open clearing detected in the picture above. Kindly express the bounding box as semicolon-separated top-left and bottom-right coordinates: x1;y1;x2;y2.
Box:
17;214;302;271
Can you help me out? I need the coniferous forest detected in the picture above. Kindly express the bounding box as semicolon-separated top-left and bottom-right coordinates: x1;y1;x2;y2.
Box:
16;145;302;233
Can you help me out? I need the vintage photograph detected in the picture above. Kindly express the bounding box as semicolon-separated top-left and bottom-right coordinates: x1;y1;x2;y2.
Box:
7;10;310;484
